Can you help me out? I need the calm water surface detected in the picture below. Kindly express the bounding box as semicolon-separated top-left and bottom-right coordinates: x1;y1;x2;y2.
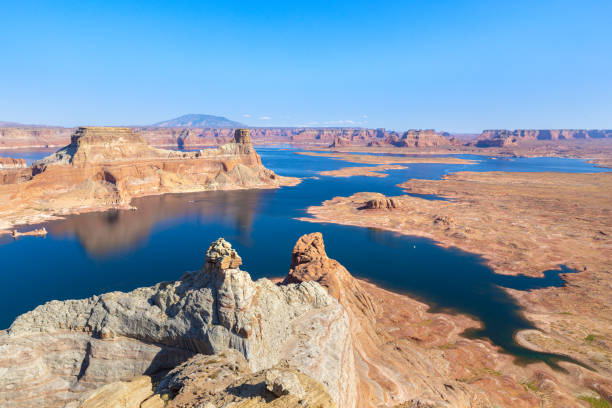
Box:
0;147;607;367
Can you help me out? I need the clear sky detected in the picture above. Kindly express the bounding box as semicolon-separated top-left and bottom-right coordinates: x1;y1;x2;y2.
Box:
1;1;611;132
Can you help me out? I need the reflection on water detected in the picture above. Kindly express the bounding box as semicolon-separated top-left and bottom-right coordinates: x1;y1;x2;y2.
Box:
0;148;608;368
48;189;267;257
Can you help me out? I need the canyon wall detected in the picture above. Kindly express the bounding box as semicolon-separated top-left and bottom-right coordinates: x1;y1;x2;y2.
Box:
0;126;456;149
0;126;73;149
475;129;612;147
2;125;612;150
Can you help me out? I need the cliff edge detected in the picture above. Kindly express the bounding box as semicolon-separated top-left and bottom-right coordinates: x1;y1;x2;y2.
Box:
1;237;354;408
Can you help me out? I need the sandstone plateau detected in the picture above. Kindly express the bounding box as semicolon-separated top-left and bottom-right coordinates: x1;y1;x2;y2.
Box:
0;127;297;233
3;234;610;407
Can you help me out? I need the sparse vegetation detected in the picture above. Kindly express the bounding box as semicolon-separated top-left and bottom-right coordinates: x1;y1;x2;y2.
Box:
579;394;610;408
438;342;456;350
481;368;502;377
521;381;539;393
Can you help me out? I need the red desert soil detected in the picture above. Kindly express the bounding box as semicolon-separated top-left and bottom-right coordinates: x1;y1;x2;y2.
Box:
300;172;612;389
285;233;612;407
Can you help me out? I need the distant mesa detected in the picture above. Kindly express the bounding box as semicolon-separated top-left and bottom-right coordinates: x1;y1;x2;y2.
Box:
473;129;612;147
2;118;612;151
150;114;245;128
328;136;351;148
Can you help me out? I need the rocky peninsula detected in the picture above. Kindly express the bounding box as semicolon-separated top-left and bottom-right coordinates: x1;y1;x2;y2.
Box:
0;127;297;234
301;172;612;395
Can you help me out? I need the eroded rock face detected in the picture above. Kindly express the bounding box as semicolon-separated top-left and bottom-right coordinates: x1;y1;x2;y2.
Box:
383;129;456;148
0;127;298;233
283;233;495;407
0;157;26;169
284;232;377;317
0;157;31;185
361;197;401;210
475;129;612;147
0;238;354;408
0;125;458;149
328;136;351;148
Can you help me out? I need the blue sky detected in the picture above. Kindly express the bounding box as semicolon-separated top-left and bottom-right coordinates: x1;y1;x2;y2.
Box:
1;1;611;132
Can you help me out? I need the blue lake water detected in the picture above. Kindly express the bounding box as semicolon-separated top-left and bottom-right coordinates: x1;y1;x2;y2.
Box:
0;147;607;367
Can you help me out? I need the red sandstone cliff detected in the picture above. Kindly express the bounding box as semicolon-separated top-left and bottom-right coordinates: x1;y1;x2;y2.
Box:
0;127;297;233
474;129;612;147
4;125;610;151
0;126;457;149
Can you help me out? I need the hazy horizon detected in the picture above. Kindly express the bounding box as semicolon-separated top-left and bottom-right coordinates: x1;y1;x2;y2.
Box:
2;1;611;132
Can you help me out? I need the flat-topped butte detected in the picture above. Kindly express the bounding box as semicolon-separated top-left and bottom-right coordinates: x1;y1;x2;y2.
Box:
0;127;298;233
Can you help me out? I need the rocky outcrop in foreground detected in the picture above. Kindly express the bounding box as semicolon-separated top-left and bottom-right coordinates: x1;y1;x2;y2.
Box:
0;127;297;232
0;237;353;408
0;233;492;408
5;232;610;407
77;350;336;408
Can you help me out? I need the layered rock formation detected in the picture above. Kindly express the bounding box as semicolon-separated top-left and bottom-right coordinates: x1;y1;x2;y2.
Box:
2;124;612;151
283;233;489;407
0;126;72;149
0;237;354;408
329;136;352;148
0;126;457;149
0;157;26;169
475;129;612;147
0;157;30;184
0;127;297;232
128;127;458;149
361;197;401;209
375;129;457;148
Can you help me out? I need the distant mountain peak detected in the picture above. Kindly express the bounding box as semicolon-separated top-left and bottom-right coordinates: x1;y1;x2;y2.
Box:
151;114;245;128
